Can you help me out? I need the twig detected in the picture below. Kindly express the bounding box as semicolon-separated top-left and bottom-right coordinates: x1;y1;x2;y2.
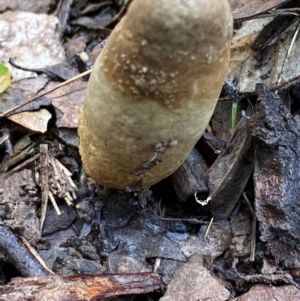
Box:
53;0;63;16
54;158;77;197
271;74;300;91
242;192;256;262
63;193;73;206
55;158;72;177
242;192;256;216
0;69;92;118
273;8;300;13
20;236;55;275
48;191;62;216
48;157;75;206
276;20;300;89
0;153;40;181
153;258;161;273
204;217;214;240
0;226;48;277
0;272;161;301
250;216;257;262
0;144;35;174
160;217;207;225
40;144;49;231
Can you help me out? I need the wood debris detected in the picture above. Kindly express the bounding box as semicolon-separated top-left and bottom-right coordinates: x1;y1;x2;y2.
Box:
0;272;161;301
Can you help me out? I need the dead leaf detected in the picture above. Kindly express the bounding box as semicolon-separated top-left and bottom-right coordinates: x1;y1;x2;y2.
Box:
8;109;52;133
230;0;289;20
12;77;49;94
46;80;87;128
0;87;51;116
228;17;300;92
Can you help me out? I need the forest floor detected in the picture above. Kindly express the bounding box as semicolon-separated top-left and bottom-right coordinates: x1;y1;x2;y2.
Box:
1;1;300;300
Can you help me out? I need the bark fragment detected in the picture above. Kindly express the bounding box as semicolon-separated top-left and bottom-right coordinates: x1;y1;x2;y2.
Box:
0;272;161;301
208;117;255;220
251;84;300;267
252;86;300;238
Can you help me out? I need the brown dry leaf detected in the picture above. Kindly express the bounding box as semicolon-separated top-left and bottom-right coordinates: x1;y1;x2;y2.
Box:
230;0;288;20
227;17;300;92
12;77;49;94
46;80;87;128
8;109;52;133
228;17;273;92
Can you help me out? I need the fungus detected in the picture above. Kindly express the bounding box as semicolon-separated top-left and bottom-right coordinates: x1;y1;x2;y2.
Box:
78;0;233;191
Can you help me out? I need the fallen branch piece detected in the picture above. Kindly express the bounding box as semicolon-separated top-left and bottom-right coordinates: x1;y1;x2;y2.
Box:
0;226;48;277
0;272;161;301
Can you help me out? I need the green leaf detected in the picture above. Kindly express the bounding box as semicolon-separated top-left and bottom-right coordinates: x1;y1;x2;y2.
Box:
0;63;11;93
230;100;238;134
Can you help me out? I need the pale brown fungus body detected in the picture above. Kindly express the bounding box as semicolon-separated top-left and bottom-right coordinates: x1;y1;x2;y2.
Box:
79;0;233;191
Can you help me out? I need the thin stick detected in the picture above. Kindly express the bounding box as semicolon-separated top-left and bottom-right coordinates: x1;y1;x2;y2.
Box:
242;192;256;216
153;258;161;273
0;153;40;181
40;144;49;231
48;191;62;216
242;192;257;262
55;158;73;177
64;193;73;206
276;20;300;89
1;144;35;173
0;69;92;118
204;217;214;240
20;236;55;275
250;216;257;262
160;217;207;225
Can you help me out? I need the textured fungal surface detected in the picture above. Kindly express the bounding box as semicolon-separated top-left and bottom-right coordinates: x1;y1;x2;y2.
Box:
79;0;233;190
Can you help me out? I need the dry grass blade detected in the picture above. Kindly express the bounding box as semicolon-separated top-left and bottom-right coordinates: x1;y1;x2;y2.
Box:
21;236;55;275
39;144;49;231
